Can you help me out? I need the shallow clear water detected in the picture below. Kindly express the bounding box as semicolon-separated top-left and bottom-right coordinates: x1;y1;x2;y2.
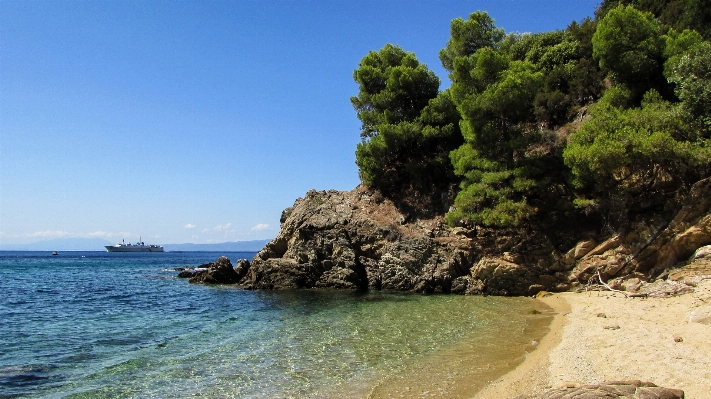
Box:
0;251;546;398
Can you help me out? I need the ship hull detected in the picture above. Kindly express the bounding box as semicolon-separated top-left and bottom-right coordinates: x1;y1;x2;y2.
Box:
105;245;164;252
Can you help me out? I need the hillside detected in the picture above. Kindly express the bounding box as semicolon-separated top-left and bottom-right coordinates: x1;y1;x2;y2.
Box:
231;1;711;295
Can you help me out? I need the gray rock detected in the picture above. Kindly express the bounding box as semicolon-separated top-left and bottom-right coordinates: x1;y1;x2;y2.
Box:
573;239;598;259
450;276;470;294
689;304;711;324
280;207;293;224
516;380;684;399
247;258;321;289
234;259;251;282
188;257;239;284
177;270;194;278
243;187;472;293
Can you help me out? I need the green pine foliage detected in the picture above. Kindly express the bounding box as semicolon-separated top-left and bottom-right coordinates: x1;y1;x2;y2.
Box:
666;40;711;136
439;11;505;73
564;90;707;197
351;2;711;230
592;5;669;101
351;44;441;139
352;44;462;212
597;0;711;39
564;6;711;221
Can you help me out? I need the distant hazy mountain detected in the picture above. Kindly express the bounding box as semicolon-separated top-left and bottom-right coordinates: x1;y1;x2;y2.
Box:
0;237;115;251
163;240;270;252
0;238;272;252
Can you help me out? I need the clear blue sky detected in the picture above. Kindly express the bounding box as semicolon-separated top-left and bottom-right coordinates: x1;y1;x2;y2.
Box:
0;0;600;245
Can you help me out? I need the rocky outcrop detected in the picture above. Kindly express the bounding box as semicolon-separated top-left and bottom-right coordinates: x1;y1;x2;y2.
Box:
631;178;711;275
188;256;240;284
234;187;573;294
233;177;711;295
567;177;711;288
234;187;475;293
234;259;251;281
517;380;684;399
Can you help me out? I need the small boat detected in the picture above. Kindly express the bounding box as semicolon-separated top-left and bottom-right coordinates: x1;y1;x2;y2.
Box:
52;251;58;256
105;237;164;252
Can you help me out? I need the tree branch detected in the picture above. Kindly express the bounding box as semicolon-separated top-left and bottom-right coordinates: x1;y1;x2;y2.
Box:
596;267;629;298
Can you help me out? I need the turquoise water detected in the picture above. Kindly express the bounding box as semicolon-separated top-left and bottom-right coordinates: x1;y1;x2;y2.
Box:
0;251;546;398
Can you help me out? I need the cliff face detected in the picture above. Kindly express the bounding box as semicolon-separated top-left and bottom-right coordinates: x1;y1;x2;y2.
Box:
243;186;465;292
236;178;711;295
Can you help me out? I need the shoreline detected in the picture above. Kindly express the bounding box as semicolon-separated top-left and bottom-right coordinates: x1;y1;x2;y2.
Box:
366;297;556;399
473;294;570;398
475;279;711;399
473;294;569;398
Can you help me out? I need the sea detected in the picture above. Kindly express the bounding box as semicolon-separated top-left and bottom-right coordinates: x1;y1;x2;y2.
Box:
0;251;551;399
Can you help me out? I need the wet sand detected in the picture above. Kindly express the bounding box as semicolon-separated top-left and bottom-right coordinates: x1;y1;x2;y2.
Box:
366;298;555;399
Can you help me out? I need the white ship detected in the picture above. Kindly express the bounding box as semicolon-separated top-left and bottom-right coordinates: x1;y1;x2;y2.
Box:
105;237;164;252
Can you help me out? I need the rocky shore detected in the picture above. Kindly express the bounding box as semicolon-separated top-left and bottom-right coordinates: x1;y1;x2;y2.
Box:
175;178;711;398
182;177;711;299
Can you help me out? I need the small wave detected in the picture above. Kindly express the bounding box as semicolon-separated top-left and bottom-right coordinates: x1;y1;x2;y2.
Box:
0;364;62;389
94;337;144;347
34;288;59;294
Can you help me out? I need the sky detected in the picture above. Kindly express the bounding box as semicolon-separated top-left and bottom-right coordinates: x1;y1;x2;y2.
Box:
0;0;601;245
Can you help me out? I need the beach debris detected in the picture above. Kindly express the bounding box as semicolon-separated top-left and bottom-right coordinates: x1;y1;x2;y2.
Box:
642;280;694;297
596;313;607;318
674;336;683;342
628;293;649;298
603;325;621;330
587;267;698;299
621;278;643;292
590;268;631;297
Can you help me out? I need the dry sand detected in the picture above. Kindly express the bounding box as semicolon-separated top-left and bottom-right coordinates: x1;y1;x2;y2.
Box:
475;278;711;399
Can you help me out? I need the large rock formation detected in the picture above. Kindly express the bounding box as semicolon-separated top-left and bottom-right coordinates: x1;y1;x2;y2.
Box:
237;187;468;292
232;177;711;295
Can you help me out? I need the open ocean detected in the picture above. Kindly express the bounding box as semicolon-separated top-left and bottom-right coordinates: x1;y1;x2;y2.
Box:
0;251;548;399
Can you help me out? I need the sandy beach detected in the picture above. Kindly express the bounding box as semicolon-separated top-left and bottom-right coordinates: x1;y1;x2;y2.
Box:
475;278;711;399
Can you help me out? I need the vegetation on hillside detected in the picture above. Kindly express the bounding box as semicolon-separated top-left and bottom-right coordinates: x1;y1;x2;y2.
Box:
352;1;711;231
351;44;462;213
